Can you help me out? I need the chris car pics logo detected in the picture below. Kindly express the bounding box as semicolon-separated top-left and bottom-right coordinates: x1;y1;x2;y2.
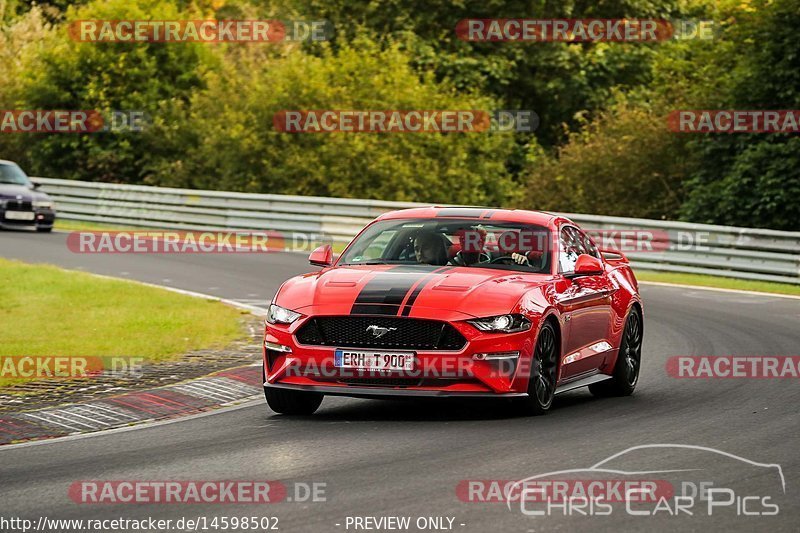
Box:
504;444;785;518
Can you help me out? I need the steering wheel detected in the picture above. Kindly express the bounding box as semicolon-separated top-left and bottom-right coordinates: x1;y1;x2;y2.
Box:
452;251;492;265
490;255;519;265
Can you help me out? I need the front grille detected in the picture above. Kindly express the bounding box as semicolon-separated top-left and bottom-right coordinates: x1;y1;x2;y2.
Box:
296;316;467;351
4;200;33;211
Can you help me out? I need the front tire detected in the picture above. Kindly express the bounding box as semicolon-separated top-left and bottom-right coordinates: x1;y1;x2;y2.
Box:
514;321;559;416
590;308;643;397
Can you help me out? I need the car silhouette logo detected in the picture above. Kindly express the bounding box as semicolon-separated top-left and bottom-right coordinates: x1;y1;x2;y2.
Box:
367;325;397;338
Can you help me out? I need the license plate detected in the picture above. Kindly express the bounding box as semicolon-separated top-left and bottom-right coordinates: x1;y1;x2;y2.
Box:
334;349;415;371
4;211;34;221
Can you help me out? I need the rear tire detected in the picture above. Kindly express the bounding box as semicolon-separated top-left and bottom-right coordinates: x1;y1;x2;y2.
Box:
513;321;559;416
264;386;323;415
590;308;643;397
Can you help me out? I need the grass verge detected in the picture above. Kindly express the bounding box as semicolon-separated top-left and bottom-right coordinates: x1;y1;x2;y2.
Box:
636;270;800;297
0;258;247;387
54;219;141;232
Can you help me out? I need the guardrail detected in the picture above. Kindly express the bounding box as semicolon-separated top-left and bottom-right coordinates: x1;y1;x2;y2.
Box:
33;177;800;285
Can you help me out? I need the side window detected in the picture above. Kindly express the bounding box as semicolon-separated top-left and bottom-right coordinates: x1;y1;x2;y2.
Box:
347;230;398;262
362;230;397;260
559;226;602;273
559;227;581;273
573;228;601;259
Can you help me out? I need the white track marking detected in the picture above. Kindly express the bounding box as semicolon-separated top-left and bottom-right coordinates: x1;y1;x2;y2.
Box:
640;280;800;300
0;399;262;450
173;384;237;403
22;412;94;431
53;408;111;427
90;403;139;421
70;405;125;423
188;380;246;398
20;413;84;432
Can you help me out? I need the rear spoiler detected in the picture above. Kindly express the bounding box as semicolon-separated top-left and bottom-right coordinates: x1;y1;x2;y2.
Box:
600;248;629;264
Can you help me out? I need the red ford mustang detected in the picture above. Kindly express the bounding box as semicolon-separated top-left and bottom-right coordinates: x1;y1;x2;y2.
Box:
263;207;643;415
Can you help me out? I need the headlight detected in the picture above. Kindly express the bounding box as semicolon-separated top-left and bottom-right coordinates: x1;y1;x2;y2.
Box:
467;314;531;333
266;303;302;325
33;200;54;209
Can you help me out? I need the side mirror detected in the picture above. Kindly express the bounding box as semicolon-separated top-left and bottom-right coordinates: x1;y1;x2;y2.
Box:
309;244;333;267
30;181;41;190
569;254;604;277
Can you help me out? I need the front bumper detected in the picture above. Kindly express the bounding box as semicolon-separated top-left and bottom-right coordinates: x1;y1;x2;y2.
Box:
0;207;55;229
264;316;537;396
265;382;529;399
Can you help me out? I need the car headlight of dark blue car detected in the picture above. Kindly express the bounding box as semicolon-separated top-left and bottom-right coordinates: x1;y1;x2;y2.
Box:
33;200;54;209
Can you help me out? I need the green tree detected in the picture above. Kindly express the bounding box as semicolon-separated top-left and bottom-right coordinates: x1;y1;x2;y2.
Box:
147;36;518;206
522;98;690;219
0;0;216;182
295;0;684;147
678;0;800;230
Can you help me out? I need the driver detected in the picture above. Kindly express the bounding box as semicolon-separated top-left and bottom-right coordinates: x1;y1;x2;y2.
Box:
413;231;448;265
510;247;546;269
512;252;532;265
504;229;547;269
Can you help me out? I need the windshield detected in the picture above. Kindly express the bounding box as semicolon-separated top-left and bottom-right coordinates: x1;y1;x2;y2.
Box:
339;218;552;273
0;163;31;186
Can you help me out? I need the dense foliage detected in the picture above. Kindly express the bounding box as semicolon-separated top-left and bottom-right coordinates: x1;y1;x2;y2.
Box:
0;0;797;229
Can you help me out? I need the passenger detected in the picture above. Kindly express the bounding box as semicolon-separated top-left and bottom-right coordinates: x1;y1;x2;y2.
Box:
413;232;448;265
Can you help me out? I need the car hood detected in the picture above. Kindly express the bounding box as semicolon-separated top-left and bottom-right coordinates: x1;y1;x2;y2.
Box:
276;264;553;320
0;184;48;201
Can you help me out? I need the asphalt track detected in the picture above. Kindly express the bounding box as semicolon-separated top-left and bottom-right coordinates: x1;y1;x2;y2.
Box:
1;230;799;532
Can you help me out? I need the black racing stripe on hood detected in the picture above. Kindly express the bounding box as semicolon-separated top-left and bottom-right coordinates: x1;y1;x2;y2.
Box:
350;266;439;316
400;266;451;317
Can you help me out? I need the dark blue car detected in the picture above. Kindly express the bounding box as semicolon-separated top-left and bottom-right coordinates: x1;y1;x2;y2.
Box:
0;160;56;232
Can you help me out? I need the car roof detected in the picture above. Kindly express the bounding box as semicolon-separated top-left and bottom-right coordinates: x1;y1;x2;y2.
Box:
375;207;563;227
0;160;19;165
